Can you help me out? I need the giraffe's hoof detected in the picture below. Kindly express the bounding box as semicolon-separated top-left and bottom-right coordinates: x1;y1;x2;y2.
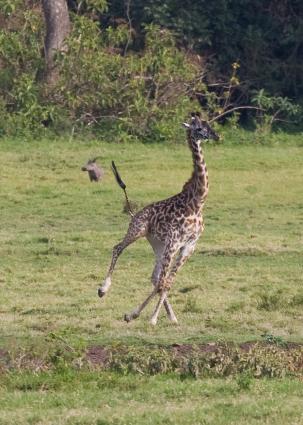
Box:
124;312;139;322
98;288;106;298
124;314;131;322
150;317;158;326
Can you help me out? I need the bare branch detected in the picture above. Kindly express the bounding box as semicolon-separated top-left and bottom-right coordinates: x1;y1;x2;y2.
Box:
208;106;264;124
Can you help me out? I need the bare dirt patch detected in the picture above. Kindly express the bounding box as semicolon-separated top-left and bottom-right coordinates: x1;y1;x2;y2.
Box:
86;346;110;366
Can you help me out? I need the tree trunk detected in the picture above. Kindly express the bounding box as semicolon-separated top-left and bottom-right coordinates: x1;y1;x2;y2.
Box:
41;0;70;84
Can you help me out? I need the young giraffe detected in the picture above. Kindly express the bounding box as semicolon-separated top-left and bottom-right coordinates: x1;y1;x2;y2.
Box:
98;112;219;325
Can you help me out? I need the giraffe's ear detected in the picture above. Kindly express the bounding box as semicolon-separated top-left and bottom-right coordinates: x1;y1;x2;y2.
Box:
182;122;190;128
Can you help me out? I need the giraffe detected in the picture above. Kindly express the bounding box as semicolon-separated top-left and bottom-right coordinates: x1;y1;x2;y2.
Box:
98;112;219;325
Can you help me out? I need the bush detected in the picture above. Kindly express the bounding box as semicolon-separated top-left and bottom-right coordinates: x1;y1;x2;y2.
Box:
0;1;300;140
0;3;203;140
55;19;202;141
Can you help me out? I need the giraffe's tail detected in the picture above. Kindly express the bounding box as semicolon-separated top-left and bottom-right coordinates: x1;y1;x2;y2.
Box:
111;161;134;217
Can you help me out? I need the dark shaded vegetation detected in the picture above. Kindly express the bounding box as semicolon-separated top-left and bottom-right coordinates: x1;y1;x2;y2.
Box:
108;0;303;100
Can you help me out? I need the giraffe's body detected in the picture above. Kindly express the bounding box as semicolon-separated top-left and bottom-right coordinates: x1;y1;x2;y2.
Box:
99;113;219;324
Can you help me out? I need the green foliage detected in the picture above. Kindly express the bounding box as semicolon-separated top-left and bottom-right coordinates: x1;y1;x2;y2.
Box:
0;4;202;140
110;346;175;375
82;0;108;14
252;89;301;138
261;334;287;348
1;1;302;138
0;2;59;136
0;0;22;16
56;20;201;140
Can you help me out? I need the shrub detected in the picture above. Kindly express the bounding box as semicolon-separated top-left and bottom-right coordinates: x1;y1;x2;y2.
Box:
0;3;203;140
55;20;202;141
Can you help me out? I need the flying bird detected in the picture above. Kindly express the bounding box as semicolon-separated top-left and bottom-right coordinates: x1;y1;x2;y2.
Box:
81;157;104;182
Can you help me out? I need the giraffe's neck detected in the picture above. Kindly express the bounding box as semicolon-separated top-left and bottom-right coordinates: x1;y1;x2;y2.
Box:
182;134;209;208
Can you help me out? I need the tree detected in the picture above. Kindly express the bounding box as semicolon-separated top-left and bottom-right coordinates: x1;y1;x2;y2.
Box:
106;0;303;101
41;0;71;84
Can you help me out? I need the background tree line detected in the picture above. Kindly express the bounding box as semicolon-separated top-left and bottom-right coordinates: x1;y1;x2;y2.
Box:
0;0;302;140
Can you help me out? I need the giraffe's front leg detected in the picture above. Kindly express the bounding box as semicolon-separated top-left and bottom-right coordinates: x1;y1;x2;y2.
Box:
98;241;124;298
124;288;158;322
150;290;168;326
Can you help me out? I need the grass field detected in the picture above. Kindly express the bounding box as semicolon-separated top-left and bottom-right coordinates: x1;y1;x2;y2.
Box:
1;371;303;425
0;134;303;424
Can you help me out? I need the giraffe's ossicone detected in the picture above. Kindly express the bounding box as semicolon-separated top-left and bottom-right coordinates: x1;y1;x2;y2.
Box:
98;112;219;325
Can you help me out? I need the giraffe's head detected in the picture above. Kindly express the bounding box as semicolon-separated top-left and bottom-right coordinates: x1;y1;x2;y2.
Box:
183;112;219;142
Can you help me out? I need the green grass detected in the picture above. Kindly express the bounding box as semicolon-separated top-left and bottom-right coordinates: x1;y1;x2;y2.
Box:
1;136;302;346
0;134;303;424
1;371;303;425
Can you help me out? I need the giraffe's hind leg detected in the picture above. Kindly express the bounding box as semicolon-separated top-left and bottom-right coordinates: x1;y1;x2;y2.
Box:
150;238;198;325
151;257;178;323
124;287;158;322
166;238;198;287
123;259;178;324
148;235;178;323
125;238;179;324
98;217;147;298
